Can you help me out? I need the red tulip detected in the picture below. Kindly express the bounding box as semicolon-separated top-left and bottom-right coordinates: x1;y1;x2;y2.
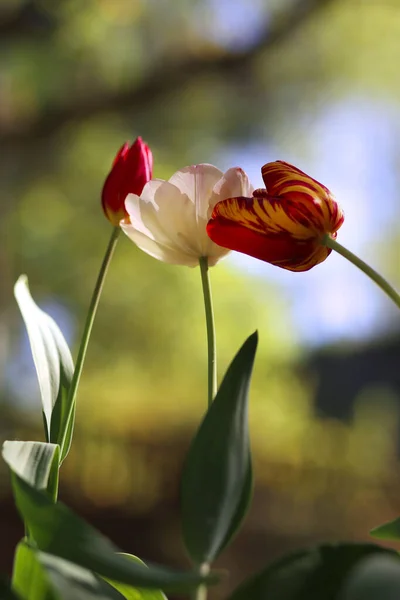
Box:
206;161;344;272
102;137;153;226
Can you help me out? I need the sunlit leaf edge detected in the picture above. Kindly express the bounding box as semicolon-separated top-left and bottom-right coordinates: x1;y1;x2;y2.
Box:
9;473;218;594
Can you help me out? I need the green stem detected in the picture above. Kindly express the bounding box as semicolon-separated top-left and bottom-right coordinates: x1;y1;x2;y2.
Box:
60;226;121;458
193;585;208;600
323;235;400;310
199;257;217;408
192;564;209;600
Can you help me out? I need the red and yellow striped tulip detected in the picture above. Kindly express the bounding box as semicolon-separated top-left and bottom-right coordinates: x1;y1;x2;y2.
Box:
206;160;344;272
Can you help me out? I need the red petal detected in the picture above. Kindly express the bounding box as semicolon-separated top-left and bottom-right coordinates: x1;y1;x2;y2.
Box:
260;162;344;234
102;137;153;226
207;195;333;271
112;142;130;167
261;161;332;197
207;215;328;271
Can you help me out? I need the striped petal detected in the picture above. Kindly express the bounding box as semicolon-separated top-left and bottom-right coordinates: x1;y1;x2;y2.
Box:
261;161;344;234
207;195;339;272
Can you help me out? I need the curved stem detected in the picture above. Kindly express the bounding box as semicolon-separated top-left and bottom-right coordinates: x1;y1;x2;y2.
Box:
60;226;121;458
323;235;400;310
199;257;217;408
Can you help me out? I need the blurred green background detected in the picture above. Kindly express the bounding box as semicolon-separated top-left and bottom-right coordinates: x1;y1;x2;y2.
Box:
1;0;400;596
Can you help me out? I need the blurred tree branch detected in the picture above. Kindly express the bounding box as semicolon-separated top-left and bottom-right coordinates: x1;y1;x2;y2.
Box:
0;2;55;41
1;0;335;145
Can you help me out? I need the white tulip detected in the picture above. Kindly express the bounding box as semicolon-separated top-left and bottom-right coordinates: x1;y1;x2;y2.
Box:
120;163;253;267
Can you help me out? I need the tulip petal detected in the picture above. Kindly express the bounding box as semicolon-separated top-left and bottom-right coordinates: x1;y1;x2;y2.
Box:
124;180;226;266
207;196;335;271
168;164;224;221
121;221;200;266
209;168;254;216
112;143;130;167
121;163;255;267
200;167;254;263
261;161;331;196
102;138;153;226
125;183;197;255
211;194;325;240
261;161;344;234
153;167;228;259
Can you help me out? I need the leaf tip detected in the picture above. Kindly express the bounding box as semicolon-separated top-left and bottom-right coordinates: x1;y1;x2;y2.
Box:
246;330;259;351
14;274;29;298
370;519;400;541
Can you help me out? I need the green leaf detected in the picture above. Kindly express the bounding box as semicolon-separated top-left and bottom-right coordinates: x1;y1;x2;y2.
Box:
105;554;167;600
2;441;59;496
181;331;258;565
12;542;60;600
12;542;125;600
218;455;252;556
9;474;217;594
39;552;126;600
370;517;400;541
339;554;400;600
14;275;74;460
228;543;396;600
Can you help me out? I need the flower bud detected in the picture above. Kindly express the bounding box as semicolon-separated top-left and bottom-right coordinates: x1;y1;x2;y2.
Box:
102;137;153;226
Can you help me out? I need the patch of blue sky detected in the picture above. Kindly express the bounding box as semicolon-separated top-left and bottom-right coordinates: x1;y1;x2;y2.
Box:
217;97;400;345
193;0;271;51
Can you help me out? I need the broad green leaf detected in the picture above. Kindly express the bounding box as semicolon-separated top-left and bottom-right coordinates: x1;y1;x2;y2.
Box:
14;275;74;460
12;542;124;600
2;441;59;496
9;474;217;594
105;554;166;600
218;454;252;556
370;517;400;541
39;552;126;600
12;542;60;600
181;331;258;565
228;543;396;600
339;554;400;600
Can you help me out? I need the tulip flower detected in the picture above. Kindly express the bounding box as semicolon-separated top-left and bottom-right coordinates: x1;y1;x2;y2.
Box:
207;160;344;272
121;163;252;407
102;137;153;226
56;139;153;456
74;138;152;438
121;164;253;267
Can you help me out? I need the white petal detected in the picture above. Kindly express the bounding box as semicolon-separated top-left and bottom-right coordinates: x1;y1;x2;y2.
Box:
124;192;156;239
204;242;231;266
208;167;254;216
140;179;166;203
167;164;225;257
125;183;189;253
168;164;223;220
122;164;248;268
121;221;199;266
124;182;203;264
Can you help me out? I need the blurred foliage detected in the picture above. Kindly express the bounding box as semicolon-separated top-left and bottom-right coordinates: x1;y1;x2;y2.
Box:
1;0;400;562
